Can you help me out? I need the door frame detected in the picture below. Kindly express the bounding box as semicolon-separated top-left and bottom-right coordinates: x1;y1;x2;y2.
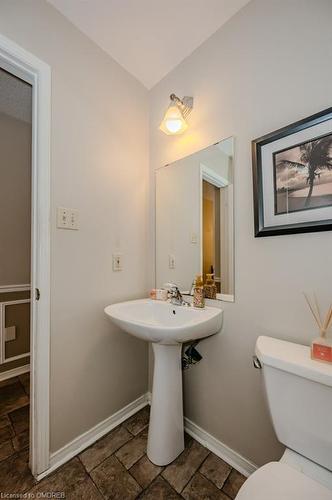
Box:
199;163;228;275
0;33;51;476
200;164;235;301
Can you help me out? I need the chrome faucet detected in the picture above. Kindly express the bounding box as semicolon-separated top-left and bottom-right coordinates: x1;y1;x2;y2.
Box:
163;283;190;306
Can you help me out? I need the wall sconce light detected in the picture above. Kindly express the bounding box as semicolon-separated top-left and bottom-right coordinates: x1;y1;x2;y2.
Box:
159;93;193;135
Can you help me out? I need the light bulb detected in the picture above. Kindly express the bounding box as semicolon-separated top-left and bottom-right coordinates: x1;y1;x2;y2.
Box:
165;119;183;134
159;103;188;135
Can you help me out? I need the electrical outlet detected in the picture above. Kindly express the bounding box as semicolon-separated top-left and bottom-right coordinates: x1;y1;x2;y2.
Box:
169;254;176;269
57;207;79;230
112;253;123;271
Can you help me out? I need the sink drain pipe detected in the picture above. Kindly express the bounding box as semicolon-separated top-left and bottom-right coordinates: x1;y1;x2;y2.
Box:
182;341;202;370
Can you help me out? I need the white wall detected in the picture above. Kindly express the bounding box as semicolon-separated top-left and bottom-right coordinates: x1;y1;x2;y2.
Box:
0;0;149;452
150;0;332;466
0;112;31;286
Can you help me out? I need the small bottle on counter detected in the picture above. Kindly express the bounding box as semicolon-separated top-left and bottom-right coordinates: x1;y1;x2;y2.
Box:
149;288;168;301
204;273;217;299
193;275;205;308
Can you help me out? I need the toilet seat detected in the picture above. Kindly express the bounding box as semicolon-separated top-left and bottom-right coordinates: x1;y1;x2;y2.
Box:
235;462;332;500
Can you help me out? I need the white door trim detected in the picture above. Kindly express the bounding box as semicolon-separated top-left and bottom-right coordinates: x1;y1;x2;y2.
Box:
0;363;30;382
0;33;51;477
200;164;229;188
0;284;31;293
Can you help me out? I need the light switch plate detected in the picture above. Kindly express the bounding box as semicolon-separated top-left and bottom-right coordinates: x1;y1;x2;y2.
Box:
112;253;123;271
57;207;79;230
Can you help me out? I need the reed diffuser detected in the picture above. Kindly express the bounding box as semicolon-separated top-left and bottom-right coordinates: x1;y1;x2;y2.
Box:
304;293;332;363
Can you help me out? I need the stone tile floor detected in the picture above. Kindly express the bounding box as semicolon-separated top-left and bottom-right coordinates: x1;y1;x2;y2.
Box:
0;380;247;499
0;373;30;467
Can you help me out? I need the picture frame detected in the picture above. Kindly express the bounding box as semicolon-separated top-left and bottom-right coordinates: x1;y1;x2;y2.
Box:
252;107;332;237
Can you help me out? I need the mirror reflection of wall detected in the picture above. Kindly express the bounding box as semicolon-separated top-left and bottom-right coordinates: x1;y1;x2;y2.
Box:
156;137;234;302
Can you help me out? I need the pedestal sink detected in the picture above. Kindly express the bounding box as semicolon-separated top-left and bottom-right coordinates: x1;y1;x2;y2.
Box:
104;298;223;465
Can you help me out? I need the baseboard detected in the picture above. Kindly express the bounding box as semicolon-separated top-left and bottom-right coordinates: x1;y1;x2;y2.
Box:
0;363;29;382
38;392;150;481
147;391;256;477
184;417;257;477
40;391;256;481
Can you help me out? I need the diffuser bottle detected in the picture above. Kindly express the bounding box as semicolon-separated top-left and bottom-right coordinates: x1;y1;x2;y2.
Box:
304;293;332;364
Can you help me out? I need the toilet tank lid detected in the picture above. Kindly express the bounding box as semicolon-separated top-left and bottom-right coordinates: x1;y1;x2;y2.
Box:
256;336;332;388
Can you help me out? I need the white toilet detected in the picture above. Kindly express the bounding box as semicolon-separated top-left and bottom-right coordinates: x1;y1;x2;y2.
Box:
236;336;332;500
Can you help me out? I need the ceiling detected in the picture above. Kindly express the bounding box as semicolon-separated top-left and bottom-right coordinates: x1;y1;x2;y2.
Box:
47;0;250;89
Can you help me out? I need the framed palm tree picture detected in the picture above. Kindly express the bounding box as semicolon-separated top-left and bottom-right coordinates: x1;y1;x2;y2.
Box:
252;107;332;236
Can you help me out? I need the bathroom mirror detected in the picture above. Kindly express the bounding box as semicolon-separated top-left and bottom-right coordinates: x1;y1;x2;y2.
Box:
155;137;234;302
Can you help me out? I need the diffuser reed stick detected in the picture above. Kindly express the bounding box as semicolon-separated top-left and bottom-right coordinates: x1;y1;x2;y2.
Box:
304;293;332;338
323;306;332;334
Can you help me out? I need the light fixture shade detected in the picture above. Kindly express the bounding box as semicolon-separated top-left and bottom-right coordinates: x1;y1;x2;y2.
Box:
159;103;188;135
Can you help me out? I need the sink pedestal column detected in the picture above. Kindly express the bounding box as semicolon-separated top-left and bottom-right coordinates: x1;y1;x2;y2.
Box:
147;343;184;466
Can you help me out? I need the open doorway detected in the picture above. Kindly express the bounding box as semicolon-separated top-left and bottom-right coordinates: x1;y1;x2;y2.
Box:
200;147;234;300
0;66;32;461
202;180;221;293
0;34;51;478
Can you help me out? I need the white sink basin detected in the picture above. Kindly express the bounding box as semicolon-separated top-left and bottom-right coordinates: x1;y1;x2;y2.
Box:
104;298;223;345
104;298;223;466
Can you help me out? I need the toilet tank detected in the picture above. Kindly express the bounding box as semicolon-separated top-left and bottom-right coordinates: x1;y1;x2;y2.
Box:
256;336;332;472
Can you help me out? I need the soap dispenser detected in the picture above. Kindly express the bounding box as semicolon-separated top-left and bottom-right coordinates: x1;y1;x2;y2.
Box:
193;274;205;308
